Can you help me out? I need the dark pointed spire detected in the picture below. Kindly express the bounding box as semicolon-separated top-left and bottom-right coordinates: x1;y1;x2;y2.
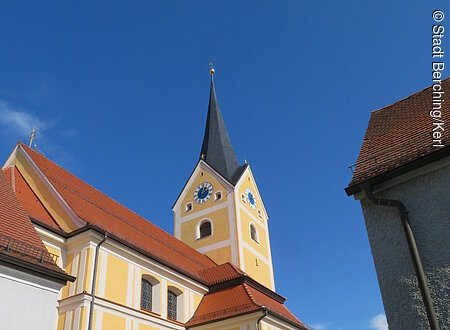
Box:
200;69;240;182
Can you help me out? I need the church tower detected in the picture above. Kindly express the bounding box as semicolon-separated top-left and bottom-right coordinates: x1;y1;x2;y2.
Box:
173;70;275;290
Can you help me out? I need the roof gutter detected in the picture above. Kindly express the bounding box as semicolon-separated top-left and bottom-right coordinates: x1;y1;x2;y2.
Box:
346;145;450;196
87;232;108;330
361;183;441;330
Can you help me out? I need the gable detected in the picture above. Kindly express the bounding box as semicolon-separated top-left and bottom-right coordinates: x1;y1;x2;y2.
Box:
173;160;234;213
234;165;269;221
3;144;85;232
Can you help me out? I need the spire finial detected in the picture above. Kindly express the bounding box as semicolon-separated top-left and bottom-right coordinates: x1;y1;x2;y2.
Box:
29;128;36;148
208;59;215;79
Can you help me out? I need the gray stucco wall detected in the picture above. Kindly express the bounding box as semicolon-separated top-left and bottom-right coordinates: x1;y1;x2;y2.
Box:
360;162;450;330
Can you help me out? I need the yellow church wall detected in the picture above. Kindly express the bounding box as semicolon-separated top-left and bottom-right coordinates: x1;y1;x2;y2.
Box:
61;252;73;298
243;247;272;289
180;207;230;248
237;172;266;221
194;292;203;310
204;245;232;265
57;312;66;330
14;150;78;232
79;306;88;330
83;247;93;293
166;280;184;297
44;244;60;257
104;253;128;305
189;312;260;330
138;323;159;330
239;212;269;259
180;168;228;215
102;312;126;330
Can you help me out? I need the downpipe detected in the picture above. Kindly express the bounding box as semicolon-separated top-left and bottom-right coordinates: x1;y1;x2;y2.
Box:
361;183;440;330
256;308;267;330
87;233;108;330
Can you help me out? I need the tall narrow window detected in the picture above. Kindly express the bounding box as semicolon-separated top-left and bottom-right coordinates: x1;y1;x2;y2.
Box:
250;223;259;243
199;221;212;238
167;290;178;321
141;279;153;311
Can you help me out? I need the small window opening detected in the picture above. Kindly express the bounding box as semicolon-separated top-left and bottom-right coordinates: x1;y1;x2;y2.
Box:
241;193;246;203
185;203;192;212
250;224;259;243
215;191;222;200
199;221;212;238
257;209;262;219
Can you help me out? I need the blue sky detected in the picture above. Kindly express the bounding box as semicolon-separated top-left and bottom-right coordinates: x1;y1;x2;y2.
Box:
0;1;448;329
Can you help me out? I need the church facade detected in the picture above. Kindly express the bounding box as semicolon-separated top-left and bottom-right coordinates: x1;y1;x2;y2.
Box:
0;72;306;330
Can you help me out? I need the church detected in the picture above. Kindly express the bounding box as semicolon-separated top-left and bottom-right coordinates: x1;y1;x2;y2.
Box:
0;70;307;330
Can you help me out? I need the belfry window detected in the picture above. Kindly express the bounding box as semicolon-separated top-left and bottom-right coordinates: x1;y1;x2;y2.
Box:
167;290;178;320
250;223;259;243
141;279;152;311
199;220;212;238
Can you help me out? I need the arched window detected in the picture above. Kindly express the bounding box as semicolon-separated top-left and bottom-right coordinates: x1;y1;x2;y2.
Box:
250;223;259;243
140;275;161;314
199;221;212;238
141;279;152;311
167;290;178;321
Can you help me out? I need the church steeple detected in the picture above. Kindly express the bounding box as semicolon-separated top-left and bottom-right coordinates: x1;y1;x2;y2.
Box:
174;69;275;290
200;70;240;182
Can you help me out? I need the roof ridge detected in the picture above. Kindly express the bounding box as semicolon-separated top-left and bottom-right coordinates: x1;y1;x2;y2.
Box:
370;77;450;114
19;143;144;216
243;283;262;308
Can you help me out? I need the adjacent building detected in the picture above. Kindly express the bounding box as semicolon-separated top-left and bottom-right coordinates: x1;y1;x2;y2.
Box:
346;79;450;330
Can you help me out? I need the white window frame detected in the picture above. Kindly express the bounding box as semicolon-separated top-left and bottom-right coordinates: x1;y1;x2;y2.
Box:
141;274;161;314
250;222;259;244
196;219;213;240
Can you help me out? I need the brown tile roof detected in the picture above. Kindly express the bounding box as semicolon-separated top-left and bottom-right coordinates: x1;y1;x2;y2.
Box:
186;283;306;329
19;143;216;282
0;171;68;277
348;78;450;190
2;166;61;231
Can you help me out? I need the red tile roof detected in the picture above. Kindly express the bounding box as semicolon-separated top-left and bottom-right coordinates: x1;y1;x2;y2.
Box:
199;262;245;286
0;171;67;276
186;283;306;329
348;78;450;190
13;144;305;327
19;143;216;281
0;170;47;249
2;166;61;231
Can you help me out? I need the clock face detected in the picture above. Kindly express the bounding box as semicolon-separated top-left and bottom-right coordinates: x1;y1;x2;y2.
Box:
246;188;256;209
194;182;213;204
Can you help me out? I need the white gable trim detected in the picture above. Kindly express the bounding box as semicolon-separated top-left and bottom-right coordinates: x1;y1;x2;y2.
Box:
172;160;234;211
234;165;269;220
12;144;86;228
